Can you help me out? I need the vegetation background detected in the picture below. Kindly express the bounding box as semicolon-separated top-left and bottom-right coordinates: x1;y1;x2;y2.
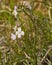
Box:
0;0;52;65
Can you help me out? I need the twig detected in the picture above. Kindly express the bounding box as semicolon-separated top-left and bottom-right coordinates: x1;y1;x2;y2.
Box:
24;52;30;59
40;46;52;63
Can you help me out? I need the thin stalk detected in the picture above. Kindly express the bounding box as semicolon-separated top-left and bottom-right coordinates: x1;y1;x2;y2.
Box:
23;8;37;65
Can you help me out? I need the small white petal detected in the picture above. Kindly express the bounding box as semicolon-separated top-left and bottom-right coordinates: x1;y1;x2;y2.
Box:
18;27;21;32
18;34;21;38
14;6;17;10
21;31;24;35
11;33;16;40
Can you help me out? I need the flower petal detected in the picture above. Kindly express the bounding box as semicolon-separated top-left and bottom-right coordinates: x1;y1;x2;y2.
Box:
18;34;21;38
11;33;16;40
21;31;24;35
14;6;17;10
18;27;21;32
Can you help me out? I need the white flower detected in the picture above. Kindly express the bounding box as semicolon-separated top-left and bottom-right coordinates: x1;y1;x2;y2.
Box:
16;27;24;38
12;6;18;17
11;33;16;40
11;27;24;40
12;10;17;17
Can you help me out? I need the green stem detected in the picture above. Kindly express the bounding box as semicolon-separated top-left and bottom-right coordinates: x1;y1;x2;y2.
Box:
23;8;37;65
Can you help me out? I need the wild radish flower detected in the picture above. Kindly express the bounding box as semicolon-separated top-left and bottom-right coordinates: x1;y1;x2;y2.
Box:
12;6;18;17
11;33;16;40
11;26;24;40
16;27;24;38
